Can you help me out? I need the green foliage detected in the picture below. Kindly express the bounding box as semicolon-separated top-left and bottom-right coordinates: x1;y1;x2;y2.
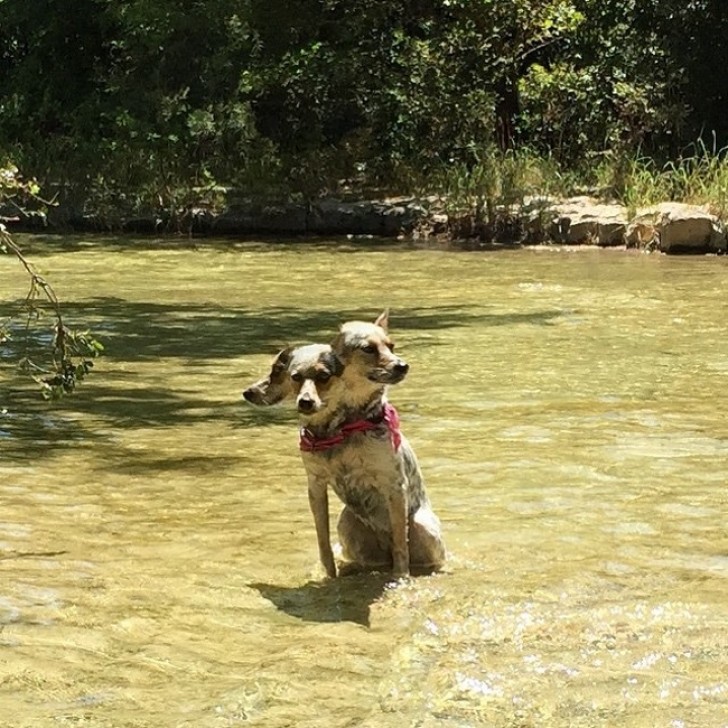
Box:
617;144;728;218
518;0;682;164
1;0;727;210
26;328;104;400
1;165;103;398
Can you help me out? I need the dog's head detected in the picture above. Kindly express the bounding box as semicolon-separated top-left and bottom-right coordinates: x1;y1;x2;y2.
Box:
243;343;344;415
332;310;409;386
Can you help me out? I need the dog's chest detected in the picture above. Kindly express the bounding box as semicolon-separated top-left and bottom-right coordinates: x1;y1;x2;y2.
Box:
331;476;389;525
306;438;398;522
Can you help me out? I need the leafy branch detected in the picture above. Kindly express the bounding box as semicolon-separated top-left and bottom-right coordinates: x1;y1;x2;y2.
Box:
1;165;103;399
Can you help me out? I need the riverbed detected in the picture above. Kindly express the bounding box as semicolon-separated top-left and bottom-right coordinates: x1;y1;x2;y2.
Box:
1;237;727;727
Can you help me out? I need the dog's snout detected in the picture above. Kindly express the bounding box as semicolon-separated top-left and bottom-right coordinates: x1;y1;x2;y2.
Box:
242;388;256;402
297;397;315;412
393;361;409;375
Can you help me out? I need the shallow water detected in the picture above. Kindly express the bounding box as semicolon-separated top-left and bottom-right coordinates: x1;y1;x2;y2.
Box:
1;236;727;727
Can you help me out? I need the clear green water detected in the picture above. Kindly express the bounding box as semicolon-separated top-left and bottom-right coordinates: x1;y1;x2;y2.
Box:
1;237;727;727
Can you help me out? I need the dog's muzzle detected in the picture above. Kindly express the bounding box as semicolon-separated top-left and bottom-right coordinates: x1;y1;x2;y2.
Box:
243;386;264;405
297;395;318;413
393;361;409;378
243;383;277;406
367;360;409;383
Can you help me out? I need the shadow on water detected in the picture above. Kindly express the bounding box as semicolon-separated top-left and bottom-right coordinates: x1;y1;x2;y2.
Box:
250;573;393;627
1;297;566;460
4;297;565;362
0;380;286;463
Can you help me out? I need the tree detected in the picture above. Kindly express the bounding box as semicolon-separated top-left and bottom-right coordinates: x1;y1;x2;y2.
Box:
1;0;726;208
644;0;728;149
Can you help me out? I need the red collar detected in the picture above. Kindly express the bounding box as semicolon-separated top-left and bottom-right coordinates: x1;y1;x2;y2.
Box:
299;403;402;453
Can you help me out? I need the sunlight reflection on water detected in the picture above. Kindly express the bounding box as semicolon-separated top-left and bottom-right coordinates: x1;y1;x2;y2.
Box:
1;239;727;727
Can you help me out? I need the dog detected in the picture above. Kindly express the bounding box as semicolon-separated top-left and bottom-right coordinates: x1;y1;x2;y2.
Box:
243;312;446;578
242;343;340;409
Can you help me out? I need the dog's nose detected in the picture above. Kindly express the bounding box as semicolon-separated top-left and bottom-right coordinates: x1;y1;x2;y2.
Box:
297;398;315;412
393;361;409;375
242;388;255;402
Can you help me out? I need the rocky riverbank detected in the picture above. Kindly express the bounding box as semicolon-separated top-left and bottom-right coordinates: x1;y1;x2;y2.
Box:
520;197;726;254
3;196;726;254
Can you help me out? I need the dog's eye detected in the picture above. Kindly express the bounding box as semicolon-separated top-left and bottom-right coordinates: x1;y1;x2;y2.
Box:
361;344;376;354
291;372;303;383
317;371;331;382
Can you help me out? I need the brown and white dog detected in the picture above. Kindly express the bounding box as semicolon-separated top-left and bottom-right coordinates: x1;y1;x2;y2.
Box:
243;312;446;577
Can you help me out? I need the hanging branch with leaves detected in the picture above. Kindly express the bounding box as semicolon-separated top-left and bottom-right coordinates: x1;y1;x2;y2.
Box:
1;165;103;399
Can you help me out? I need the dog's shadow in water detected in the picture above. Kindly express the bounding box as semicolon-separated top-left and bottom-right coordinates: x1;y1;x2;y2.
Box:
250;573;394;627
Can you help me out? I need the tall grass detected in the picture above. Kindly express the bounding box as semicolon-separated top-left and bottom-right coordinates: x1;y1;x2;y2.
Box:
595;140;728;218
663;143;728;218
414;142;728;226
430;148;579;222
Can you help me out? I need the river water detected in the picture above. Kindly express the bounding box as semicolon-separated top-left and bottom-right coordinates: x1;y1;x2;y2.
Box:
1;236;727;727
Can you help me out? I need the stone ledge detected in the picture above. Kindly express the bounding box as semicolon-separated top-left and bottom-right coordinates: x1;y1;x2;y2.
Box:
4;196;727;254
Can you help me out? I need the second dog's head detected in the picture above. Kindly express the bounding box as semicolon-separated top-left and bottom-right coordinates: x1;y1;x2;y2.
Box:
243;343;344;415
332;310;409;387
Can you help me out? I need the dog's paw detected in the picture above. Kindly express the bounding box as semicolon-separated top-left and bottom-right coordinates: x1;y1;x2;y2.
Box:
337;561;372;577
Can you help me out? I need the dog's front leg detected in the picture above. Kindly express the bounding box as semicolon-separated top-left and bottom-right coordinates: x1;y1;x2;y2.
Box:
307;474;337;578
388;481;410;577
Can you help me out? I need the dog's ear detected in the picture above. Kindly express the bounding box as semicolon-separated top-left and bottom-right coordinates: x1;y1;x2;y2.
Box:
374;309;390;331
331;331;346;358
326;352;345;377
272;346;293;371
